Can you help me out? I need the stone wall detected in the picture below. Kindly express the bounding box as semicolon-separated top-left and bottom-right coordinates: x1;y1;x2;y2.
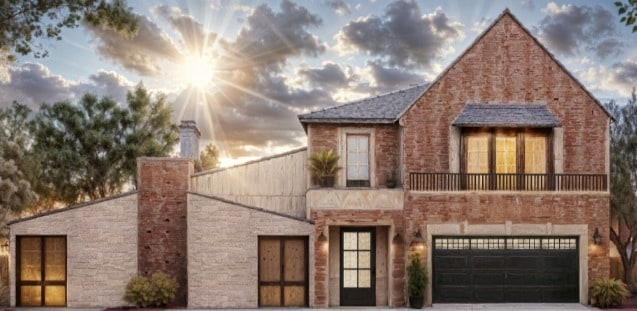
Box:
187;193;314;308
9;193;138;307
137;157;192;306
191;148;307;218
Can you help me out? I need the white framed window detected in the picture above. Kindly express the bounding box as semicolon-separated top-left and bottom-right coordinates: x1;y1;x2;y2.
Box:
347;134;370;187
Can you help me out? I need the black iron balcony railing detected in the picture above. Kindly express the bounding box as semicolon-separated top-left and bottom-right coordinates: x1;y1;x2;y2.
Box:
409;173;607;192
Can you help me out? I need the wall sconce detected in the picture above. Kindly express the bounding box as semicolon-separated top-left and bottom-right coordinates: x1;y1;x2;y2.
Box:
318;232;328;243
593;227;602;245
392;233;404;245
410;229;425;250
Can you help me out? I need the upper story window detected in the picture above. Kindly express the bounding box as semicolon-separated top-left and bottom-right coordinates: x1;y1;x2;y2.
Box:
346;134;370;187
463;128;551;174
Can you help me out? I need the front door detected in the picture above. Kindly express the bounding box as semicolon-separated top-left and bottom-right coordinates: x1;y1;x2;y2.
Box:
340;227;375;306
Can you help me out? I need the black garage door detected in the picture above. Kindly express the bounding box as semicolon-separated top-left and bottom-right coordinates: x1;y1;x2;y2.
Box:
433;236;578;303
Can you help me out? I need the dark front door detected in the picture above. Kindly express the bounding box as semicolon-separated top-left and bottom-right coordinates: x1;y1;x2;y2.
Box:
433;236;579;303
340;227;375;306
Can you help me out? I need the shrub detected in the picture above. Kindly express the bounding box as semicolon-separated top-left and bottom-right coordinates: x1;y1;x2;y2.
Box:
407;253;428;297
124;272;178;307
590;277;630;308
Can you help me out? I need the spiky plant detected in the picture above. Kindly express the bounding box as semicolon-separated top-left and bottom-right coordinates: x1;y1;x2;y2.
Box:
590;277;630;308
308;149;341;178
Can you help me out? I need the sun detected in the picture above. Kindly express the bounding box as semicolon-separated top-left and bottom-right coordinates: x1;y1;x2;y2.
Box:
182;55;215;89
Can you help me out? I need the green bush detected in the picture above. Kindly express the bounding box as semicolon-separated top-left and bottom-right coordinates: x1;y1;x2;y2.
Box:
407;253;428;297
590;277;630;308
124;272;178;307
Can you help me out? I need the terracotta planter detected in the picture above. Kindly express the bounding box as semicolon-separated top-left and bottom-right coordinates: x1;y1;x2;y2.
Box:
409;295;424;309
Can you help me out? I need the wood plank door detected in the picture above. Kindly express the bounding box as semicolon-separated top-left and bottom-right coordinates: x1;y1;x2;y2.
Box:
340;227;375;306
258;236;308;307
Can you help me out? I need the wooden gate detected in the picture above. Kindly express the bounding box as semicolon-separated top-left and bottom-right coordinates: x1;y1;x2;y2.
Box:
258;236;308;307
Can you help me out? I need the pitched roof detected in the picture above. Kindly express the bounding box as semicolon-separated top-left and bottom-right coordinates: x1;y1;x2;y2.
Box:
452;103;562;128
396;8;611;120
298;84;428;124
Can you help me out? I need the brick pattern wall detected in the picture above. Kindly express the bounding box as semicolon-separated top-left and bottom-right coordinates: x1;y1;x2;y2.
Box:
309;124;400;187
10;194;138;307
137;158;192;306
400;14;608;176
405;192;610;295
310;210;405;307
187;193;314;308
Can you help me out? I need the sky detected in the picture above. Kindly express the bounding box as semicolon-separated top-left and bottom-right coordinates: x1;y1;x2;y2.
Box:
1;0;636;167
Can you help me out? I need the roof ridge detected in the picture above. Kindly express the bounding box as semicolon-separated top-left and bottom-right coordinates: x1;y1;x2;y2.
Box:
299;83;427;117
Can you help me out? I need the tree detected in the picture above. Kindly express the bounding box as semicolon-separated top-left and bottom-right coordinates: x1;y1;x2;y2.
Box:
607;88;637;289
198;144;220;171
123;83;179;186
615;0;637;32
0;103;37;235
31;84;178;205
0;0;138;61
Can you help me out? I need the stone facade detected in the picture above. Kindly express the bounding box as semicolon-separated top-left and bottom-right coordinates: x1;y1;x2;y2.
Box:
187;193;314;308
10;193;138;307
137;158;192;306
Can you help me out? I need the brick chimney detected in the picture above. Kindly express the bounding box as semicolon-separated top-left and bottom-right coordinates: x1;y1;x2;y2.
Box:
137;158;193;306
179;120;200;160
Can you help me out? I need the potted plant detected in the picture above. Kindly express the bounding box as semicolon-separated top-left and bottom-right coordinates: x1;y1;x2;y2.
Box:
407;253;428;309
308;149;341;187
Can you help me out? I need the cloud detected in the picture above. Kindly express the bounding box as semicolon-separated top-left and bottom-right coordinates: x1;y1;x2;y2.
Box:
580;61;637;98
85;14;181;76
363;60;425;93
222;0;325;73
594;37;624;59
521;0;535;10
335;0;463;68
296;62;355;90
471;17;492;34
0;63;74;110
0;63;133;111
537;3;619;58
152;5;218;55
326;0;351;15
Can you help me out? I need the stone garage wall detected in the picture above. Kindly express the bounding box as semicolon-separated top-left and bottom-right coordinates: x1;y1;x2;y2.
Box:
187;192;314;308
9;193;138;307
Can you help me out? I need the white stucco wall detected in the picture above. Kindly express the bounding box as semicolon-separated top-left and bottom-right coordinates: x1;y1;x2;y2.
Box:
9;193;138;307
187;192;315;308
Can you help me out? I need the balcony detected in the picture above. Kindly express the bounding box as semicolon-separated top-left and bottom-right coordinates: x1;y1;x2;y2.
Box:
307;188;403;210
409;173;607;192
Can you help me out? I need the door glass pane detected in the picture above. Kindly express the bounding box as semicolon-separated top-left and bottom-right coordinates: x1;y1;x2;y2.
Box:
44;286;66;306
45;237;65;281
20;286;41;306
358;270;371;288
343;232;357;250
343;270;357;288
358;251;370;269
358;232;370;250
343;251;357;269
20;237;41;281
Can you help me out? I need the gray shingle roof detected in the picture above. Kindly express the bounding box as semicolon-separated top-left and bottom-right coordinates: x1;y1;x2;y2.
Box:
452;103;562;128
298;84;428;124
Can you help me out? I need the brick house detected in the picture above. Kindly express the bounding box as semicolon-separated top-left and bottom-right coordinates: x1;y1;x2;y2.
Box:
8;9;609;308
